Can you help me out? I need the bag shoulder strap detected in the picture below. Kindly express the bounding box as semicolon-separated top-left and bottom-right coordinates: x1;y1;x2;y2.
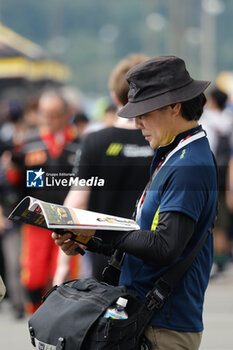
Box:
145;227;210;311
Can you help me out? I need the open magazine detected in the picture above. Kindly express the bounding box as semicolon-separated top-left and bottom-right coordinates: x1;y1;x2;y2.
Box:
8;196;139;245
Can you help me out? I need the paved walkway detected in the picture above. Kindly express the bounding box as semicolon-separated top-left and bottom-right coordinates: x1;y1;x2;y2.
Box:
0;264;233;350
200;263;233;350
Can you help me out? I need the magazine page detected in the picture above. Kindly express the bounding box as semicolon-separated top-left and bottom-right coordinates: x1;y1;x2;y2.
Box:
8;196;140;232
34;201;140;231
8;196;48;229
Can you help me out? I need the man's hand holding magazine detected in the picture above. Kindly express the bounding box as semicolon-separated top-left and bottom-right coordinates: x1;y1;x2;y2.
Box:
52;229;96;256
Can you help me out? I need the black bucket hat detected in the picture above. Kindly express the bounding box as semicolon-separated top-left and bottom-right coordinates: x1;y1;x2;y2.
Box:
118;55;210;118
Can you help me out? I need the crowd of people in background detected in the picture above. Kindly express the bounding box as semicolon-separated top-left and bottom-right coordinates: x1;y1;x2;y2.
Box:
0;54;233;321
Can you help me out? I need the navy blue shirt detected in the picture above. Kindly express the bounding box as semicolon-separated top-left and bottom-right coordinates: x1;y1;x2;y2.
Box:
119;126;218;332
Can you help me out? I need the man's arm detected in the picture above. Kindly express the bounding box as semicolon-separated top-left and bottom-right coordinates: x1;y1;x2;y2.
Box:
115;211;196;265
63;185;91;209
53;211;196;266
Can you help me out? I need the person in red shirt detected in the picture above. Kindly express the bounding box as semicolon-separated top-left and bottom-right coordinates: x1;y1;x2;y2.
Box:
20;90;81;314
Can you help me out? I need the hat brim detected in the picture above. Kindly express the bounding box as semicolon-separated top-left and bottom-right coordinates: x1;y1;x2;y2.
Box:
118;80;211;118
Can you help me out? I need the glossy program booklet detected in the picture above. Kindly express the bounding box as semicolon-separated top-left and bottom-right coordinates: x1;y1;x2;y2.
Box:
8;196;139;244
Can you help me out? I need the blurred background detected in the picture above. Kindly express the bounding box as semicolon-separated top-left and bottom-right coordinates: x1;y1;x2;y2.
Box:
0;1;233;349
0;0;232;100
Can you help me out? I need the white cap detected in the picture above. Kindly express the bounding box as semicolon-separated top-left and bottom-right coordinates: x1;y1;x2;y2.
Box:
116;297;128;308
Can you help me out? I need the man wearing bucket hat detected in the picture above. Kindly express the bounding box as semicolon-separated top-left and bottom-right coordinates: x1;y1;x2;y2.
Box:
53;56;218;349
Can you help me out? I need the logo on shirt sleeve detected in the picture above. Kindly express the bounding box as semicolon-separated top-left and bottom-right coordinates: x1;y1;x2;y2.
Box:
180;149;186;159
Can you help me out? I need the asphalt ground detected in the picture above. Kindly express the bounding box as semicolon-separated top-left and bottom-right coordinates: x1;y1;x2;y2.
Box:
0;263;233;350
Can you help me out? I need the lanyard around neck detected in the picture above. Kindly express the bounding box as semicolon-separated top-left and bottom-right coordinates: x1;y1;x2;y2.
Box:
135;130;206;222
157;130;206;171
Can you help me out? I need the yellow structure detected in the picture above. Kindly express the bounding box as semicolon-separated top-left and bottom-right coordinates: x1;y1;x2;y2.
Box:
0;23;70;83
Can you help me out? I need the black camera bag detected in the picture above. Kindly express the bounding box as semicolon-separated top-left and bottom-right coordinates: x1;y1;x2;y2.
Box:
28;217;213;350
28;277;153;350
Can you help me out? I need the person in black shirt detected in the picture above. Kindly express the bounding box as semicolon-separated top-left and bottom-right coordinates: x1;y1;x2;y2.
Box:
53;53;154;283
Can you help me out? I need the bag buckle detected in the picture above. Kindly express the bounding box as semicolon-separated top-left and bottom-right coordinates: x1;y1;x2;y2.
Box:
146;289;165;311
29;326;36;347
56;337;65;350
108;250;125;271
146;278;172;311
